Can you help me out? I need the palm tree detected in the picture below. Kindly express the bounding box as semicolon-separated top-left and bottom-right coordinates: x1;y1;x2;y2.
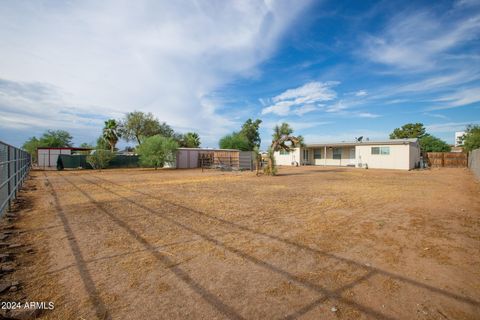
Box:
265;123;302;175
102;119;120;152
181;132;201;148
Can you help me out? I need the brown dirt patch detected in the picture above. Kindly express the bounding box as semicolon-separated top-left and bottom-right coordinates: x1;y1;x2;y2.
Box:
1;166;479;319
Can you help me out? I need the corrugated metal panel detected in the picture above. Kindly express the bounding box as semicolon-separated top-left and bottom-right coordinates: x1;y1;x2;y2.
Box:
239;151;254;170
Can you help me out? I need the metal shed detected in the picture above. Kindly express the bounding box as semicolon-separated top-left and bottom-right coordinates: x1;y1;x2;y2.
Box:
175;148;241;169
37;147;91;169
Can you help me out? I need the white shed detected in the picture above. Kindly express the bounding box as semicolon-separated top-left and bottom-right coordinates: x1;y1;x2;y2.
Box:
37;147;91;168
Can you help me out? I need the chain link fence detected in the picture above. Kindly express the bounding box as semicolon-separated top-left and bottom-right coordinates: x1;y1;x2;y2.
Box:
0;141;31;216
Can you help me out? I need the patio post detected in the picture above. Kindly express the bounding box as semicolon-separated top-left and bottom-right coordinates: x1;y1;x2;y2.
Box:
324;146;327;166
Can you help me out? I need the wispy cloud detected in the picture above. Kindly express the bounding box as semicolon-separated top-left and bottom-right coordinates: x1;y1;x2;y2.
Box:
425;121;480;133
423;112;449;120
261;81;338;115
362;9;480;70
0;0;312;145
354;90;368;97
430;87;480;109
356;112;381;118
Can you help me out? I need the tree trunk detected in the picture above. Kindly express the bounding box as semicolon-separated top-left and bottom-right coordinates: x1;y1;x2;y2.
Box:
267;155;274;175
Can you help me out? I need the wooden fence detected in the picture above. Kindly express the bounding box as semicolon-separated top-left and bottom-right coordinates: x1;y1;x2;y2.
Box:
426;152;468;168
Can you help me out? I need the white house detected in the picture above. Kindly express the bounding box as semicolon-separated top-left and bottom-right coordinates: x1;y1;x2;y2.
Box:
274;139;421;170
455;131;465;147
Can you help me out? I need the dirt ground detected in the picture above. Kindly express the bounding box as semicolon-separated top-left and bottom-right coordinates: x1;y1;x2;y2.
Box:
2;166;480;319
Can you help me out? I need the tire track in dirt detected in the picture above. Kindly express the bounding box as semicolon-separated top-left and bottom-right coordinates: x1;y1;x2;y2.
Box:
44;173;111;320
88;173;480;311
76;175;395;319
55;173;245;320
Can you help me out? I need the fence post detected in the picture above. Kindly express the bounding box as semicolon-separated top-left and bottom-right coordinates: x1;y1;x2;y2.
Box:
7;147;11;211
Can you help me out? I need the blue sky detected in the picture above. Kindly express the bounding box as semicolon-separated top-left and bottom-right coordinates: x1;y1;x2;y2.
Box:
1;0;479;149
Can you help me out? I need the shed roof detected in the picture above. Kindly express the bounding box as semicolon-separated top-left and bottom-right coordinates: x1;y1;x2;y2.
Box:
37;147;92;151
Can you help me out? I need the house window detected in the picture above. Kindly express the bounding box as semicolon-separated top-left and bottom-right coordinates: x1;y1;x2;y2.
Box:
279;150;289;155
303;149;309;161
371;147;390;155
314;149;322;159
333;147;342;159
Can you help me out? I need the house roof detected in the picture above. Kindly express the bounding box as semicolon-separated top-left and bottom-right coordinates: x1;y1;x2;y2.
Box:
305;138;418;148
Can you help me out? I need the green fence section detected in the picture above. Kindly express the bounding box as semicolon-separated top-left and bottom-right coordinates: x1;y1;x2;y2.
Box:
57;154;91;170
57;154;139;170
108;155;140;168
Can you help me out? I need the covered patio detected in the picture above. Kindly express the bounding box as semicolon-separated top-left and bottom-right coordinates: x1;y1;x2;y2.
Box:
301;143;357;167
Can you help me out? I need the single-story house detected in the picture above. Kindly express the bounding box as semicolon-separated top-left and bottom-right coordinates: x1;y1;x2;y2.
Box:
274;139;421;170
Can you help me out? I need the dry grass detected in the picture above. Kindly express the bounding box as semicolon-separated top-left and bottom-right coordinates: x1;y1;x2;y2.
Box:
4;166;480;319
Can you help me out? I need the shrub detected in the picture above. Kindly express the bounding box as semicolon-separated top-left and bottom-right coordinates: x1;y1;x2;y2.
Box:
87;150;114;169
419;134;451;152
137;135;178;169
218;132;250;151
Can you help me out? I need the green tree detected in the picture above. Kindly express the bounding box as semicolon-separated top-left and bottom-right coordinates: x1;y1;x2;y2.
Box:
219;132;250;151
87;150;114;170
22;130;73;162
102;119;121;152
265;123;302;175
419;134;451;152
22;137;41;162
240;118;262;150
39;130;73;147
180;132;201;148
389;123;426;139
79;142;94;149
120;111;174;145
462;125;480;151
96;136;110;150
137;135;179;169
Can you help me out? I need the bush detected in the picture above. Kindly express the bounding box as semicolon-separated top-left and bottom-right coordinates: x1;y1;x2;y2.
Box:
419;134;451;152
87;150;114;169
137;135;178;169
218;132;250;151
462;125;480;151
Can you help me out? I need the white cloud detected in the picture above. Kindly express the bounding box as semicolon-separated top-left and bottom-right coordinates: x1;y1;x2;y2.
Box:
262;119;331;131
355;90;368;97
325;100;348;113
423;113;449;120
0;0;311;145
261;81;338;115
362;9;480;70
425;121;480;133
356;112;381;118
430;87;480;109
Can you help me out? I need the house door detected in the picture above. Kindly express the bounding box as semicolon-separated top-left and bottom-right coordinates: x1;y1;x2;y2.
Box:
349;148;356;164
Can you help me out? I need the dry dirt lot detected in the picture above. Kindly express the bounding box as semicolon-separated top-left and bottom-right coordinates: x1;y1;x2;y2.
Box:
2;166;480;319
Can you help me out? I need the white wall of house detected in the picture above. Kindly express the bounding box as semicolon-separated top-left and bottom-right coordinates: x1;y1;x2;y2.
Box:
355;144;418;170
274;148;301;166
409;144;421;169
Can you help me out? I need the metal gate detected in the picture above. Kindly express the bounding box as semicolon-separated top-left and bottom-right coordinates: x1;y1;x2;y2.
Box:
0;141;31;215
